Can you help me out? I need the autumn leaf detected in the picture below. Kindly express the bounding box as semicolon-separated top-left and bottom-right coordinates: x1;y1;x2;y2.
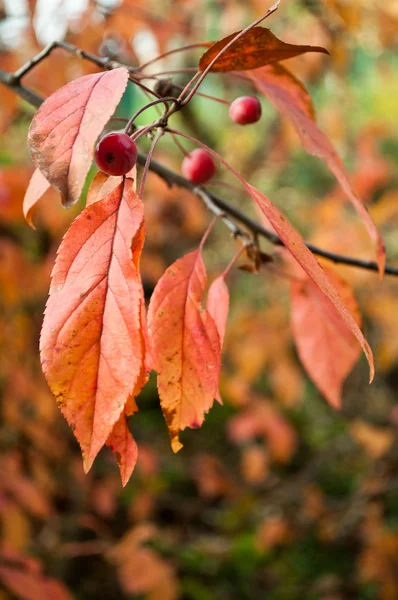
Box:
248;67;386;275
106;412;138;487
40;177;146;473
0;548;73;600
147;249;221;452
199;27;328;73
23;168;51;229
248;63;315;120
106;303;148;486
87;166;137;207
290;267;362;409
207;274;230;406
27;67;129;208
207;275;230;349
246;184;374;382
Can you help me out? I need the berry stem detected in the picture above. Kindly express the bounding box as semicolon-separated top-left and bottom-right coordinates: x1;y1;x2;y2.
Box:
138;128;164;198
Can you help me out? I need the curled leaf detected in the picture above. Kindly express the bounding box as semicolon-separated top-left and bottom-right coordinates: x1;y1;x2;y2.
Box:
246;183;374;382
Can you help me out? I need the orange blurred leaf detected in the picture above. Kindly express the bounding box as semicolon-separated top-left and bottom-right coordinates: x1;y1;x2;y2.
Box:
40;178;146;474
147;249;221;452
248;63;315;120
199;27;328;73
290;268;362;409
27;67;128;207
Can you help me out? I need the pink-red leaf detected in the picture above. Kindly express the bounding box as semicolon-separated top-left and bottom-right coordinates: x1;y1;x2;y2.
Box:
248;63;315;120
207;275;229;406
27;67;129;208
23;168;51;229
248;67;385;274
291;268;362;409
40;178;145;473
199;27;329;73
147;250;221;452
246;184;374;382
207;275;230;348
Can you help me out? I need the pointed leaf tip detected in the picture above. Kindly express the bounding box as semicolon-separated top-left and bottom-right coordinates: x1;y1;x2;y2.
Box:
23;168;51;229
148;249;221;452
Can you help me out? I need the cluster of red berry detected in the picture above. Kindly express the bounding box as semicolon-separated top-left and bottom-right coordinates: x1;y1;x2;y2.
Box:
94;96;261;185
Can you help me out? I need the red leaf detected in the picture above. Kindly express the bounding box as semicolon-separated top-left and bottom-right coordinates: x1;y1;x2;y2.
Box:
246;184;374;382
27;67;129;208
23;168;51;229
248;67;385;275
199;27;328;73
291;268;362;409
147;250;221;452
40;178;146;472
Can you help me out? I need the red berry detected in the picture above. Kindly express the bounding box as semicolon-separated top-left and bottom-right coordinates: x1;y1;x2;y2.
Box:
94;132;137;176
229;96;262;125
181;149;216;185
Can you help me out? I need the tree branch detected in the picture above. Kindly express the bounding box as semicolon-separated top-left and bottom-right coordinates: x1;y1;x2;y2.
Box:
1;55;397;277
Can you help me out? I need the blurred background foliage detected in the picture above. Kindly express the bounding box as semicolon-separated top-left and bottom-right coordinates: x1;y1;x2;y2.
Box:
0;1;397;599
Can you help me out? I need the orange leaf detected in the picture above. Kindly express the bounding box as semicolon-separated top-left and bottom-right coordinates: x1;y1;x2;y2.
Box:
147;250;221;452
27;67;129;208
86;172;124;207
198;27;328;73
248;67;385;275
246;184;374;382
23;168;51;229
290;268;362;409
40;178;146;473
0;559;73;600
